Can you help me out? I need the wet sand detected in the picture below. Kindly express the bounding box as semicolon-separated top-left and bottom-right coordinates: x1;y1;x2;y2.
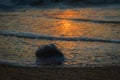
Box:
0;64;120;80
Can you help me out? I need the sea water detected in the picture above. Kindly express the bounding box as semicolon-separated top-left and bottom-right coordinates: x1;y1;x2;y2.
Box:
0;4;120;67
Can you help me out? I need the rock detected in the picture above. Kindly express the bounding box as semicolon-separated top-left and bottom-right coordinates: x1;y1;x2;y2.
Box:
35;44;64;58
35;44;65;65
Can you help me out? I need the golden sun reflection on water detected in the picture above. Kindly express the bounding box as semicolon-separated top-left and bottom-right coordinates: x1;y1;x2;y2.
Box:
53;19;88;37
13;9;120;39
52;10;83;37
60;10;75;18
56;20;75;37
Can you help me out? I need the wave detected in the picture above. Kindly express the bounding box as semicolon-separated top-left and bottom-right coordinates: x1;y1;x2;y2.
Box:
52;17;120;24
0;59;120;67
0;30;120;44
0;14;119;24
0;56;65;66
0;59;38;67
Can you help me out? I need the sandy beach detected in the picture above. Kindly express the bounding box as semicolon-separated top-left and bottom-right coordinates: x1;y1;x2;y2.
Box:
0;63;120;80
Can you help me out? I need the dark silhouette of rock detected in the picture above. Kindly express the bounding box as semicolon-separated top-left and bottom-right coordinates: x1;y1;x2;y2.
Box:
35;44;65;65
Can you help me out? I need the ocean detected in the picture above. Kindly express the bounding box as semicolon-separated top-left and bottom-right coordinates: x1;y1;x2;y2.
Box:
0;2;120;67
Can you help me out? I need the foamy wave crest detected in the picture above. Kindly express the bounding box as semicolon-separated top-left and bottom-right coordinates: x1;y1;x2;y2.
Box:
0;30;120;44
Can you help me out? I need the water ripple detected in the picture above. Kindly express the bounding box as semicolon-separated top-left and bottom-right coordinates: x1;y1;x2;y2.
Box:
0;30;120;44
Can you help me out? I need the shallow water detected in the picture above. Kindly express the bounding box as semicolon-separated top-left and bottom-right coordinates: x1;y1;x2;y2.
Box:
0;5;120;67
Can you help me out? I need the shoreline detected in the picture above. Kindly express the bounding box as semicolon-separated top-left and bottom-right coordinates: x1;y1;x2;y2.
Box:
0;60;120;68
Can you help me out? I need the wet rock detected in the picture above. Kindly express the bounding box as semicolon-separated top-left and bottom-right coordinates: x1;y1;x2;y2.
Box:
35;44;64;58
35;44;65;65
